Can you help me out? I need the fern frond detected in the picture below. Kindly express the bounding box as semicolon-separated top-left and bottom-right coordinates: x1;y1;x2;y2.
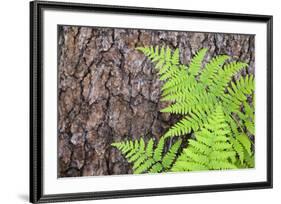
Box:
172;48;180;65
224;75;255;105
161;76;198;100
134;158;155;174
188;139;211;154
153;137;165;161
161;66;192;93
128;138;145;162
149;162;163;173
244;100;255;122
161;84;216;124
200;55;230;86
164;114;203;138
159;64;181;81
162;139;182;169
146;139;154;157
208;160;237;170
134;46;255;170
209;62;248;96
112;137;182;174
188;48;208;76
124;140;139;158
171;106;237;171
230;137;244;163
137;46;180;81
172;161;208;172
236;134;252;156
245;120;255;135
244;151;255;168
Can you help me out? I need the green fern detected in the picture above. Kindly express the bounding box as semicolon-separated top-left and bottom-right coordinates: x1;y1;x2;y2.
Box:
112;137;182;174
111;46;254;174
171;106;237;171
137;46;255;167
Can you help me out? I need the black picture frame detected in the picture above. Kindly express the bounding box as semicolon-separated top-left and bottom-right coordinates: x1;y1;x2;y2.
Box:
30;1;273;203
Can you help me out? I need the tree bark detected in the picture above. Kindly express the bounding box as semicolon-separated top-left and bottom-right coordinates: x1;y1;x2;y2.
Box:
58;26;255;177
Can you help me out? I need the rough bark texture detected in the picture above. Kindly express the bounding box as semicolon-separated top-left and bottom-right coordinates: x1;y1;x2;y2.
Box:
58;25;255;177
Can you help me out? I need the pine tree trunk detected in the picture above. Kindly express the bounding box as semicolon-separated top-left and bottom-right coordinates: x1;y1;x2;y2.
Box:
58;26;255;177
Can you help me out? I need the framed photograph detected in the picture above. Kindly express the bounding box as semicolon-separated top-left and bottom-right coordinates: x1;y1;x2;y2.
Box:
30;0;273;203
